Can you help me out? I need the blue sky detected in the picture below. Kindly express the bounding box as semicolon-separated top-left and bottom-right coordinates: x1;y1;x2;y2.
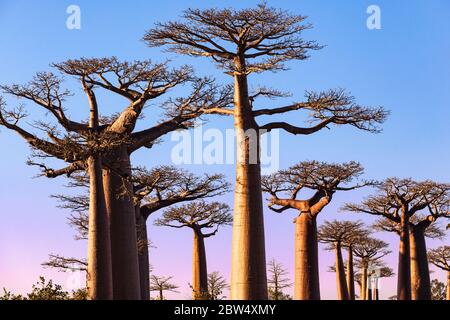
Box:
0;0;449;299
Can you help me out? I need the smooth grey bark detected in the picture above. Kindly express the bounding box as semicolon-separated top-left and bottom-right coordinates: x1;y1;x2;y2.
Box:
230;69;267;300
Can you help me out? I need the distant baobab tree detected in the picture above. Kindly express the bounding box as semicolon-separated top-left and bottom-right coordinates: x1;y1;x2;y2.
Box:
154;201;232;300
267;259;292;300
352;237;391;300
428;246;450;300
318;220;368;300
0;58;231;299
145;3;388;299
344;178;450;300
150;275;178;300
373;216;446;300
262;161;373;300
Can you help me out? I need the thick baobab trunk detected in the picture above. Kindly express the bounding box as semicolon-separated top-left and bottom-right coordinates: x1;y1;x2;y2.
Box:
87;156;113;300
410;227;431;300
346;246;355;300
294;212;320;300
361;263;368;300
335;242;349;300
447;271;450;300
230;66;267;300
136;206;150;300
192;230;208;299
397;215;411;300
103;147;141;300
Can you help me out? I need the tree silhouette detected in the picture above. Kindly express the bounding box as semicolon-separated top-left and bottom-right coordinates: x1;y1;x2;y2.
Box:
155;201;232;299
344;178;450;300
262;160;373;300
318;220;368;300
267;259;292;300
207;272;229;300
428;246;450;300
145;3;388;299
150;275;179;300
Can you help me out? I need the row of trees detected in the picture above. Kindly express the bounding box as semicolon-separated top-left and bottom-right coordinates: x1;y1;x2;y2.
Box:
1;3;447;300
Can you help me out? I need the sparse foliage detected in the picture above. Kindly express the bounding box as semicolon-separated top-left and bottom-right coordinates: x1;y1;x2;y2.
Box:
267;259;292;300
150;275;179;300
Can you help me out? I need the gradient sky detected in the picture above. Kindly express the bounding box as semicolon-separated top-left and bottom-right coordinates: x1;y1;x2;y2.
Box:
0;0;449;300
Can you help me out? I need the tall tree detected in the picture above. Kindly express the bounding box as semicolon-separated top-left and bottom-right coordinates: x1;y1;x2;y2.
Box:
149;275;178;300
344;178;450;300
373;216;446;300
352;238;391;300
267;259;292;300
154;201;232;299
145;4;388;299
318;220;368;300
0;61;230;299
262;161;372;300
428;246;450;300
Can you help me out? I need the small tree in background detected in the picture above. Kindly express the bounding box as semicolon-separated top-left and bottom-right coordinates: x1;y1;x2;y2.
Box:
318;220;368;300
155;201;232;299
207;272;229;300
352;237;391;300
267;259;292;300
150;275;179;300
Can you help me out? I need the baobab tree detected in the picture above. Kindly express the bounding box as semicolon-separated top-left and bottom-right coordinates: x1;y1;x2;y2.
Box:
132;166;229;300
145;4;388;299
154;201;232;299
207;272;229;300
50;166;229;300
0;58;231;299
352;237;391;300
262;161;373;300
318;220;368;300
267;259;292;300
428;246;450;300
373;216;446;300
344;178;450;300
150;275;178;300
